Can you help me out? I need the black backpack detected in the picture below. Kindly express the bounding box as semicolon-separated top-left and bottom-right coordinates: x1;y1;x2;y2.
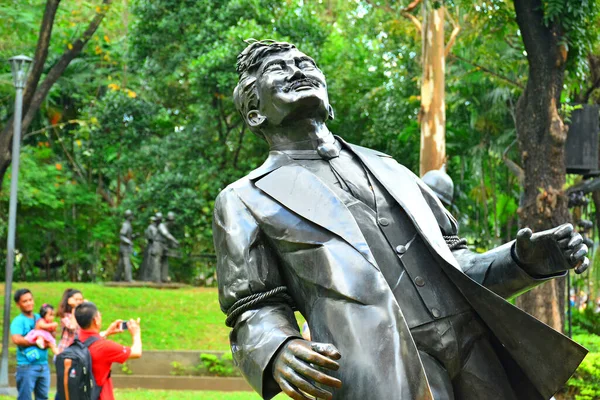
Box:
55;337;102;400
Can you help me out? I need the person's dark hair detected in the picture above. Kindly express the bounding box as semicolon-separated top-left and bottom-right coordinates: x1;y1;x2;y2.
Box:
40;304;54;318
13;288;31;303
233;39;297;137
58;288;82;318
74;302;98;329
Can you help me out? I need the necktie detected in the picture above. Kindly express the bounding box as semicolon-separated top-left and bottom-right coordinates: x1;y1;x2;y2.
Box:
316;140;341;160
319;141;376;210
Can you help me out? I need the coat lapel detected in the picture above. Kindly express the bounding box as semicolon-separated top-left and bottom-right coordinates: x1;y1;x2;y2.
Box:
253;161;379;269
347;143;461;271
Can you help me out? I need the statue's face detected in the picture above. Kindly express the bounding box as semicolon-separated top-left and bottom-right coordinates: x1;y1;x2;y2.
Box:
253;49;329;126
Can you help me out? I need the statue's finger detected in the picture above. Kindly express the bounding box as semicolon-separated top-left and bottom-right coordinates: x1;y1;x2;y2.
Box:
294;345;340;371
284;368;335;400
553;223;574;240
291;357;342;390
568;233;583;248
278;376;312;400
311;342;342;360
571;244;588;262
575;258;590;274
557;237;571;249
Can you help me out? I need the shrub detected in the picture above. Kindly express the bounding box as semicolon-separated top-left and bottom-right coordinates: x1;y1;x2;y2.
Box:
199;353;238;377
558;332;600;400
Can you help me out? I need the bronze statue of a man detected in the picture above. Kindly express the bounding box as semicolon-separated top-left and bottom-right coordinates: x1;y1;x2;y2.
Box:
139;215;157;281
149;212;179;283
213;40;589;400
115;209;135;282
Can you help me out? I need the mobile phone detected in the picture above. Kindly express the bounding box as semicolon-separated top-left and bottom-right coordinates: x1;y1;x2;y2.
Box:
121;321;128;330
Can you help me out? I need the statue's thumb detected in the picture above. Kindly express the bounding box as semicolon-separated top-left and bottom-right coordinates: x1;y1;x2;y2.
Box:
516;227;533;244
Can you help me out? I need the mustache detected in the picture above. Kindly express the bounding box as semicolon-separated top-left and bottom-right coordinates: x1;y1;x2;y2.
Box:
283;78;321;92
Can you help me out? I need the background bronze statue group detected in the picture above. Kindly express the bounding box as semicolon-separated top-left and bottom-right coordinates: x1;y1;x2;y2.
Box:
115;210;180;283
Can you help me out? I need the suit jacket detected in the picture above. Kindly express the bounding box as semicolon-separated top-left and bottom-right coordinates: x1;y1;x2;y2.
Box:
213;141;587;400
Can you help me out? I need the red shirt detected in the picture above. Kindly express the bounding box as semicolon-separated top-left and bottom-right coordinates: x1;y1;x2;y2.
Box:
78;329;131;400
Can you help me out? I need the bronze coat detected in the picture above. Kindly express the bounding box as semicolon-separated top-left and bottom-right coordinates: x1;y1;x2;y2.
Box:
213;142;586;400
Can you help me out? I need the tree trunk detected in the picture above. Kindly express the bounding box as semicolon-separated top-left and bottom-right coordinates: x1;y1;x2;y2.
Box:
0;0;112;188
419;2;446;177
513;0;569;332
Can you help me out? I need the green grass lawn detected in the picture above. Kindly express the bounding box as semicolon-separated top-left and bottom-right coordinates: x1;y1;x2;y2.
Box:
0;282;231;351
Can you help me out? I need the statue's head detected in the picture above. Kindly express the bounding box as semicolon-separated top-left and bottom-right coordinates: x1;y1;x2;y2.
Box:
167;211;176;221
233;39;333;138
155;212;163;222
124;209;133;220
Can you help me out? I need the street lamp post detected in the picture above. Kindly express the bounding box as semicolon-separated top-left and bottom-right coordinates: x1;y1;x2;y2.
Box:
0;55;32;395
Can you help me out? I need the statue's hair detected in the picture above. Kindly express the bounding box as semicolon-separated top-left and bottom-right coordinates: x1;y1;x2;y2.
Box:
233;39;296;137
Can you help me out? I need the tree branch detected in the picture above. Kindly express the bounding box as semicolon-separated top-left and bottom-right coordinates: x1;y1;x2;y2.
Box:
364;0;422;32
513;0;556;73
444;7;460;56
502;139;524;182
402;12;422;32
21;0;113;134
449;54;524;89
97;174;115;208
23;0;61;116
23;119;87;141
404;0;422;13
51;127;86;182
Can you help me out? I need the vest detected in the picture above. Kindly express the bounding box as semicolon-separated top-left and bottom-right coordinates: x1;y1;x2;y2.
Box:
329;169;471;328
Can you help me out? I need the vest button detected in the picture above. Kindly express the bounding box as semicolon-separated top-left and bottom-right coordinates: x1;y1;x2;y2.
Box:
414;276;425;287
395;245;407;255
378;217;390;226
431;308;441;318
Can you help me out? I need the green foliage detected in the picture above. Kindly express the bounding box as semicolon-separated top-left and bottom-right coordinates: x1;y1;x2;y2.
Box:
572;308;600;336
559;332;600;400
542;0;600;82
199;353;237;377
1;0;600;284
121;362;133;375
560;103;584;124
0;145;115;281
169;361;187;376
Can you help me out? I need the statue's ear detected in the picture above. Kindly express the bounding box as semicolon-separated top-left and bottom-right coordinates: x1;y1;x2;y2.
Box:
327;104;335;121
247;110;267;128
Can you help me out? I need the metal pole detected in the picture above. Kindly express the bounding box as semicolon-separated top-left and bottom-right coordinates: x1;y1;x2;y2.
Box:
0;74;25;395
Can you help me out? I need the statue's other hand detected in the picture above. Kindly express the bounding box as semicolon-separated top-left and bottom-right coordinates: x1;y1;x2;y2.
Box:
516;223;589;275
273;339;342;400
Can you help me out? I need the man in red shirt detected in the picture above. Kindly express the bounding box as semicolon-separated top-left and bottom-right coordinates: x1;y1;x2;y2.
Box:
74;302;142;400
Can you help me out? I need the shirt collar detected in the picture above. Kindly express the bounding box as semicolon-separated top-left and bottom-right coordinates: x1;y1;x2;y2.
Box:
278;140;342;160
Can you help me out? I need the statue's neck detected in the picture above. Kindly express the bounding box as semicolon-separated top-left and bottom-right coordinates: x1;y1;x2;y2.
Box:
266;119;334;151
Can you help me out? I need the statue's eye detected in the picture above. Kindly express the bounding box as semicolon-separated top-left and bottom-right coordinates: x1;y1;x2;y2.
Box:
299;60;315;69
265;63;283;72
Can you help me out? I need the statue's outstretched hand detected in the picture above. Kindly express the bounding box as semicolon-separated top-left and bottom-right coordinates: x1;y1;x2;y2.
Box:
515;223;589;275
273;339;342;400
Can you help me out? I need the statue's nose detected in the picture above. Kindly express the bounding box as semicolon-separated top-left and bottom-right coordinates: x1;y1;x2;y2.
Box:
287;67;306;81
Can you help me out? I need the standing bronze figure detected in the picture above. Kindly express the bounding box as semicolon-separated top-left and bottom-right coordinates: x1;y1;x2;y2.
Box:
115;209;135;282
213;40;589;400
139;216;157;281
149;212;179;283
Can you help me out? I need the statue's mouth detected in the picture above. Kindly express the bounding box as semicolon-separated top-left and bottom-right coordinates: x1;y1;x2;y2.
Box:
284;78;319;92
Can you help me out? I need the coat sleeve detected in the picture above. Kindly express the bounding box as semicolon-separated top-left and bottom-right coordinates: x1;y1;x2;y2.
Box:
411;170;560;299
213;186;302;399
